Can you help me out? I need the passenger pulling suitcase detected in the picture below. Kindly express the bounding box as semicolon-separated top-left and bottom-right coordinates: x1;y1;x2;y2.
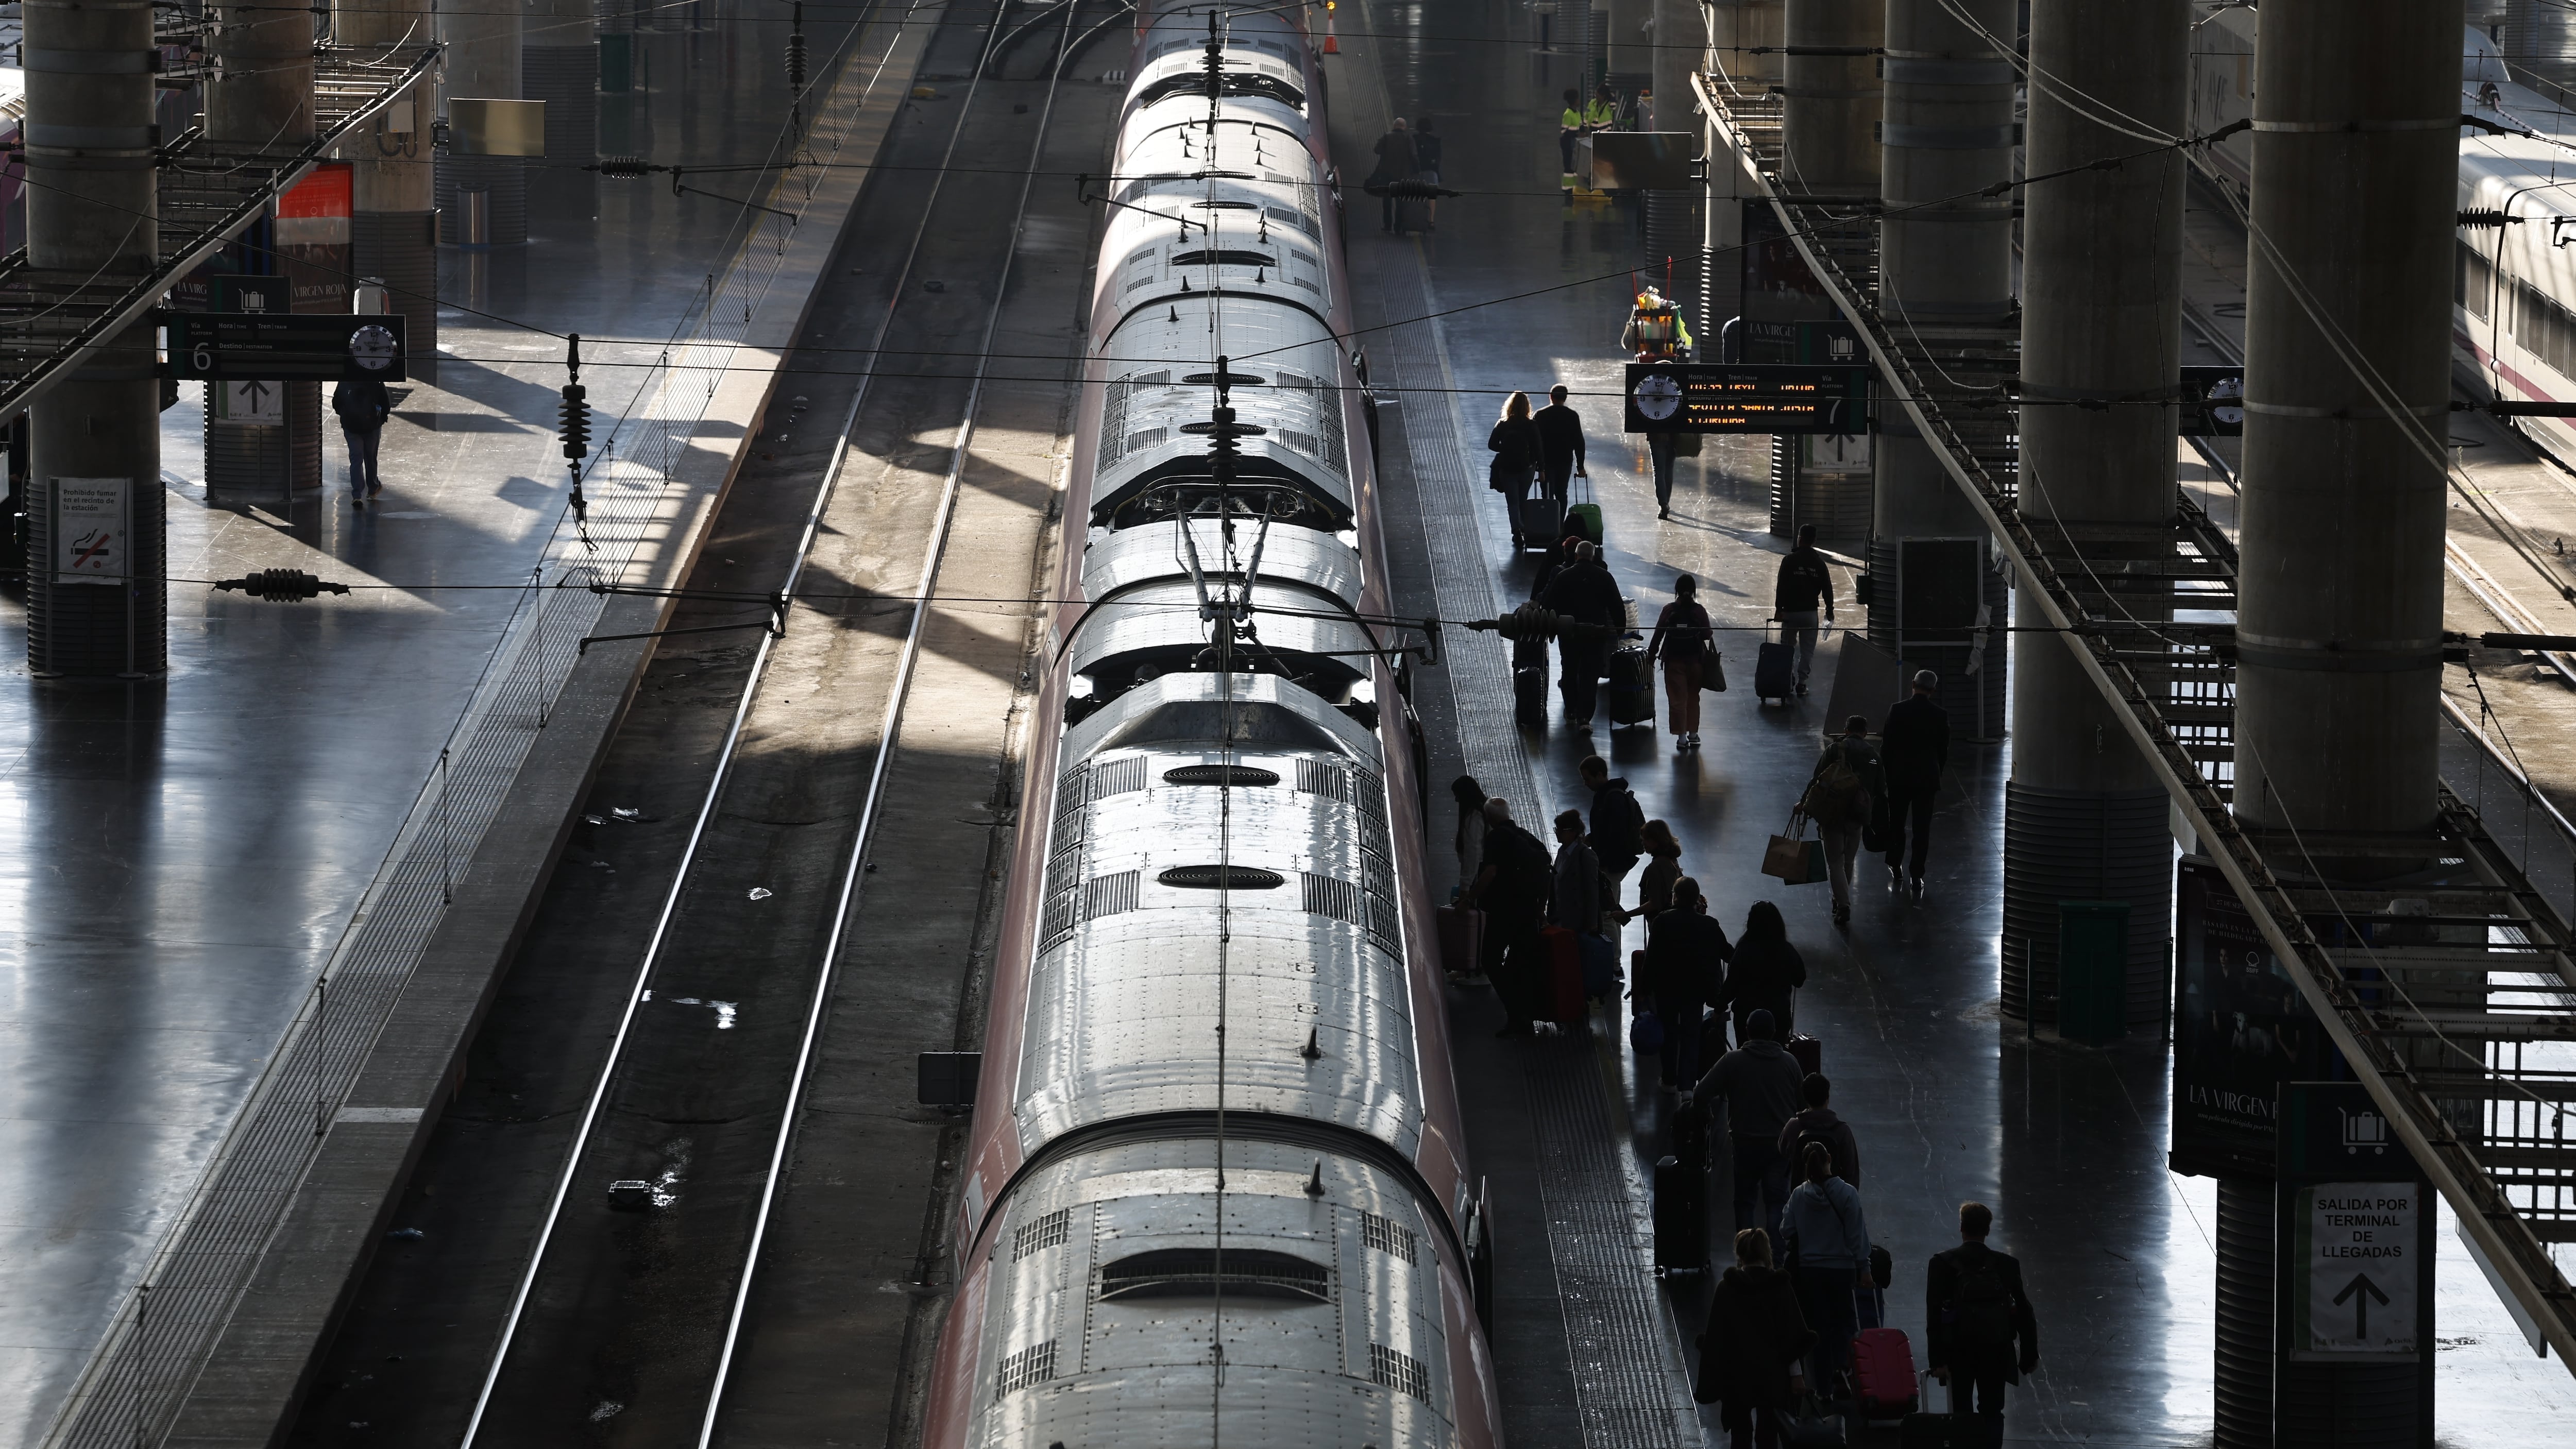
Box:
1539;925;1587;1026
1851;1327;1920;1422
1514;665;1549;728
1652;1153;1707;1274
1604;641;1655;728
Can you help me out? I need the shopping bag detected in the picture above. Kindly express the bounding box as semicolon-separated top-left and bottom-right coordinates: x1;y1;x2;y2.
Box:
1702;649;1727;692
1762;818;1817;884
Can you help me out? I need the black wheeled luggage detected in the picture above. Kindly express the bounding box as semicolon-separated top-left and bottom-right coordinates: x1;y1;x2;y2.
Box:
1899;1376;2003;1449
1652;1153;1707;1274
1787;1032;1823;1079
1514;665;1549;728
1521;486;1566;550
1605;641;1655;727
1755;639;1797;703
1395;193;1433;235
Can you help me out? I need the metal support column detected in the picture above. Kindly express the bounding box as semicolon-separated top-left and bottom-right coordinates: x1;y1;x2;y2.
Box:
526;0;599;228
2001;0;2188;1026
438;0;528;244
1863;0;2012;740
339;0;438;376
23;0;163;676
1780;0;1879;199
204;2;320;502
2235;3;2463;1442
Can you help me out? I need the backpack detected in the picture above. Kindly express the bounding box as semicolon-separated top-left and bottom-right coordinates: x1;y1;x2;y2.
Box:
1782;1112;1840;1181
1950;1252;2015;1353
1493;826;1554;899
1594;784;1644;860
1805;748;1870;826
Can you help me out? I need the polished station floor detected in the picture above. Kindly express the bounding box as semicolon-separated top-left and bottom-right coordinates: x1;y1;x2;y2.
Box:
1332;2;2576;1445
0;15;876;1446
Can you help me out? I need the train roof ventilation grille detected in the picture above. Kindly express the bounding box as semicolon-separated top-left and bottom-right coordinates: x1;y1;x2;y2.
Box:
1092;756;1149;799
1295;757;1349;803
1014;1207;1073;1260
1303;872;1365;925
1098;1248;1330;1302
994;1339;1058;1398
1083;871;1142;919
1369;1343;1431;1402
1359;1211;1417;1264
1163;763;1281;787
1158;864;1285;890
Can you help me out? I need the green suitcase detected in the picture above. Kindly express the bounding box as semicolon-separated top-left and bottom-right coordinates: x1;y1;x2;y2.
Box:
1567;501;1604;547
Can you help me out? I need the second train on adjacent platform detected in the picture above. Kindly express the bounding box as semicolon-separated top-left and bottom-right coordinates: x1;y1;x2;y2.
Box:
919;6;1505;1447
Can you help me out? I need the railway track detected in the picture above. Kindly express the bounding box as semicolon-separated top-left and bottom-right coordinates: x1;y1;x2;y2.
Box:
283;4;1121;1446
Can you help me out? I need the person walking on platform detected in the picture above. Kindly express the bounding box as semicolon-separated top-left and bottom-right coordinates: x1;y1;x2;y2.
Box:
1721;900;1807;1042
1647;573;1714;752
1413;116;1443;228
1370;116;1418;233
1461;797;1554;1037
1927;1202;2042;1421
1557;88;1585;189
1774;524;1835;695
1880;669;1950;900
1695;1229;1814;1449
1685;1007;1805;1240
1778;1072;1861;1189
1778;1140;1873;1399
1578;754;1645;882
1487;391;1546;547
1803;716;1885;925
1549;809;1604;939
1642;876;1728;1089
1533;383;1587;508
334;373;392;504
1450;774;1487;893
1630;817;1683;923
1542;544;1623;725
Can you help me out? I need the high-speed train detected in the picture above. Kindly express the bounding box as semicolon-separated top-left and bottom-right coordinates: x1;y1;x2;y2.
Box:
919;7;1504;1448
2191;12;2576;459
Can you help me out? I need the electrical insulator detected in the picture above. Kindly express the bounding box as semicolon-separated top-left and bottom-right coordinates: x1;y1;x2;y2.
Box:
560;382;591;462
787;2;808;90
213;569;351;602
596;156;653;178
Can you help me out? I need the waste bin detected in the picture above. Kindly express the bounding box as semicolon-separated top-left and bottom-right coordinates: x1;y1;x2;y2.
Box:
2056;900;2129;1045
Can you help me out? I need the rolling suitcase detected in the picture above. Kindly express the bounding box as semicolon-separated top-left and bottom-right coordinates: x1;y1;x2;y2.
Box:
1652;1153;1707;1274
1436;904;1485;978
1567;474;1604;547
1851;1327;1920;1422
1605;642;1655;727
1540;925;1587;1026
1755;633;1797;704
1394;193;1433;235
1787;1032;1823;1079
1899;1376;2002;1449
1521;486;1566;550
1514;664;1549;728
1578;931;1619;998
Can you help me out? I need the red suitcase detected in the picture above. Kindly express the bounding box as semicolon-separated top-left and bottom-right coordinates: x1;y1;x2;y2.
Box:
1852;1326;1918;1422
1540;925;1587;1026
1437;904;1485;978
1787;1032;1822;1079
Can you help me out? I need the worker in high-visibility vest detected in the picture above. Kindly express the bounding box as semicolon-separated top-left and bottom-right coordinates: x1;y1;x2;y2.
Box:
1558;88;1585;189
1585;86;1619;131
1623;287;1696;515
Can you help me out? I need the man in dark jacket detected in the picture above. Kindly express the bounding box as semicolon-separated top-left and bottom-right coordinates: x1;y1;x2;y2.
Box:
1533;383;1587;507
1773;523;1835;695
1643;877;1729;1089
1579;754;1644;880
1540;541;1623;726
1879;669;1950;900
1776;1072;1860;1187
1805;717;1885;925
1927;1202;2041;1419
332;374;393;504
1685;1008;1806;1239
1461;797;1554;1038
1371;118;1419;231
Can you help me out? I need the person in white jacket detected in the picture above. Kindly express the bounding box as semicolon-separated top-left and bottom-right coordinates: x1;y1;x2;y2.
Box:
1777;1139;1871;1395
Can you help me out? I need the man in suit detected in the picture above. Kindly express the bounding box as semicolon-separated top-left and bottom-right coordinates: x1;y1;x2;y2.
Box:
1533;384;1588;509
1879;669;1951;901
1926;1202;2040;1420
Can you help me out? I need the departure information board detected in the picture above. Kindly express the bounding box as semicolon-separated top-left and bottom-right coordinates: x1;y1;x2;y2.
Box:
1622;362;1870;434
161;312;409;383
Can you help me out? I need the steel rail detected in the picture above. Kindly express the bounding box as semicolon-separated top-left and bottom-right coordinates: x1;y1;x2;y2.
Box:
1700;69;2576;1367
451;3;1011;1441
690;1;1092;1439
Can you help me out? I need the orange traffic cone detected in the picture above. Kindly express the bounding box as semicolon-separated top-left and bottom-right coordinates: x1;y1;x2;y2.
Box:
1323;31;1339;53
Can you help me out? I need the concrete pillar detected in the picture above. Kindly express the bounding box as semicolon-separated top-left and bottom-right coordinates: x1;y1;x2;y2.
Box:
1780;0;1879;198
2234;4;2460;1441
2000;0;2188;1027
338;0;437;374
1703;0;1784;342
438;0;527;244
1863;0;2012;741
526;0;599;229
2235;0;2459;853
204;3;320;503
1643;0;1703;324
1608;0;1653;91
23;0;162;675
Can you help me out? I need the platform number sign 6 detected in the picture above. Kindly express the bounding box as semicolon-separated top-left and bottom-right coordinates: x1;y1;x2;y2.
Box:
191;339;214;374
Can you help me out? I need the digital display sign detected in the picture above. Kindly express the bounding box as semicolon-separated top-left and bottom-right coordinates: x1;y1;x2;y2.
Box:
162;311;408;383
1622;362;1871;435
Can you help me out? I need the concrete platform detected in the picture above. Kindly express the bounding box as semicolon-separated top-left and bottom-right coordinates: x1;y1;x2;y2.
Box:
0;10;924;1446
1332;1;2576;1443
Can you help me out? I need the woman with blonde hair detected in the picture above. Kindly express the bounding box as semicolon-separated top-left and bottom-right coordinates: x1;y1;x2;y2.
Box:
1487;390;1546;547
